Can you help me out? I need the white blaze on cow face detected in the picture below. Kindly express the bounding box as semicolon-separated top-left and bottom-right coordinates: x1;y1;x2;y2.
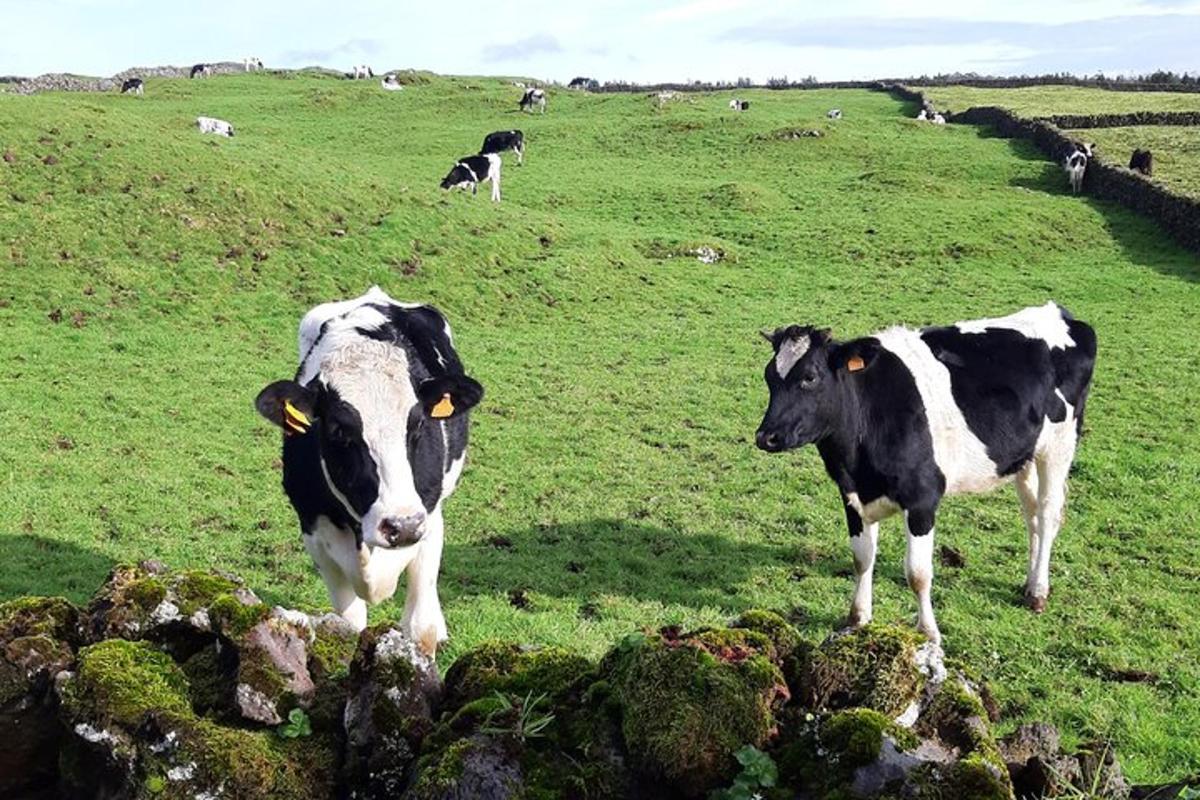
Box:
318;339;426;549
774;333;811;379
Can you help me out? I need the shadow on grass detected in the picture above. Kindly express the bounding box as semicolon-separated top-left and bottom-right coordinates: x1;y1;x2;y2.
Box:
0;536;115;603
442;517;846;627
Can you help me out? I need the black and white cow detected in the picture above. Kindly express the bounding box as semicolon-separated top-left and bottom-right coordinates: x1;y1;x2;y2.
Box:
1129;148;1153;177
481;130;524;165
120;78;144;95
243;56;264;72
827;108;842;119
255;287;484;656
728;98;750;111
190;63;212;79
1064;141;1094;194
755;303;1096;645
196;116;235;137
520;87;546;114
351;65;374;79
440;153;502;202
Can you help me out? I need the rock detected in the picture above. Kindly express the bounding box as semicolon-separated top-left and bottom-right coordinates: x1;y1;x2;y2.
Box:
443;640;592;711
0;597;79;798
231;608;316;725
343;625;442;797
596;625;789;797
407;735;524;800
1076;741;1131;800
798;624;928;717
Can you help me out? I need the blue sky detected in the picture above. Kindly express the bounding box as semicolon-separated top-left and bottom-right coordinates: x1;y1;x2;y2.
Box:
1;0;1197;81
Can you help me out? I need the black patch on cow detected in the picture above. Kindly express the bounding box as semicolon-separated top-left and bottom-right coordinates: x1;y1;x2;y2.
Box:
920;326;1054;476
441;155;492;190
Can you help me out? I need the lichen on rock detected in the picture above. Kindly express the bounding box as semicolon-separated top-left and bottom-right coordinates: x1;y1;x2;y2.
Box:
798;624;927;717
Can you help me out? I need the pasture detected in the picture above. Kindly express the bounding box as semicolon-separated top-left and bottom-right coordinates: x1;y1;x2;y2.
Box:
1067;125;1200;198
922;83;1200;116
1;72;1199;780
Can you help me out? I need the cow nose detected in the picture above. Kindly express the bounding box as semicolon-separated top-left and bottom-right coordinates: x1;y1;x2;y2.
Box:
377;513;426;547
756;430;782;452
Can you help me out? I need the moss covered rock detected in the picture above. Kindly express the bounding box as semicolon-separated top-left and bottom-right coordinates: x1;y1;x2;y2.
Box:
596;625;788;797
0;596;80;799
344;624;443;797
798;625;927;718
442;640;593;711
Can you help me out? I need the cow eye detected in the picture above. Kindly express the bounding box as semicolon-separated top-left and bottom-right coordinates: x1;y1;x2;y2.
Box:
799;371;819;389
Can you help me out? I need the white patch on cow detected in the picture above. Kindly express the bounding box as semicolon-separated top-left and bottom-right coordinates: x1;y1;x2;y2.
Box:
485;152;502;202
845;492;899;524
319;455;363;523
306;516;420;630
774;335;810;379
955;301;1074;350
196;116;234;137
875;327;1003;495
848;519;879;626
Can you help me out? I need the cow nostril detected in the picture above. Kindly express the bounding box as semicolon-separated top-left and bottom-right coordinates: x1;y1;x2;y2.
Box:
756;431;781;451
378;514;426;546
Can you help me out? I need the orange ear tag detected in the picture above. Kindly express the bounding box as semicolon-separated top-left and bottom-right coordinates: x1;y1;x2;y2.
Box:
430;393;455;419
847;355;865;372
282;400;311;435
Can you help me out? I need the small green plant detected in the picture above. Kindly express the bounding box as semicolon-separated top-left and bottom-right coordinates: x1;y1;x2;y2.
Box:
1042;743;1116;799
710;745;778;800
479;690;555;743
276;707;312;739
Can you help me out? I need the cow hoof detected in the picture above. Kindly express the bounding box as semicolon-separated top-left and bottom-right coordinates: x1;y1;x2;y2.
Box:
1025;594;1048;613
417;627;440;660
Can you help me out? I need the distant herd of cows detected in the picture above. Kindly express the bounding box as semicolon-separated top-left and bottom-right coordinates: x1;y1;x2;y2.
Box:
98;62;1106;656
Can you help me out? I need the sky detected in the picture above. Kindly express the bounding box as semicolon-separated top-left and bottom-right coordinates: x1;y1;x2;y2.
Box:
1;0;1197;82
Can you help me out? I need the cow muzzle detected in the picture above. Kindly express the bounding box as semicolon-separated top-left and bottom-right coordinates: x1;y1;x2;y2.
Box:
376;512;426;547
755;429;786;452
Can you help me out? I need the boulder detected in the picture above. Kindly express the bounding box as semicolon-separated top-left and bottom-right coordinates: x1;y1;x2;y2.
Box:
595;625;789;797
0;596;79;798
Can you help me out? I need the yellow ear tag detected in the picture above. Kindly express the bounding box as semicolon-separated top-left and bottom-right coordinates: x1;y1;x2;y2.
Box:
847;355;865;372
430;393;455;419
282;400;311;434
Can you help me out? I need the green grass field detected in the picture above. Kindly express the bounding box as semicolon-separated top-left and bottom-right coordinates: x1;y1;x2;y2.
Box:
2;73;1199;780
922;84;1200;116
1067;125;1200;198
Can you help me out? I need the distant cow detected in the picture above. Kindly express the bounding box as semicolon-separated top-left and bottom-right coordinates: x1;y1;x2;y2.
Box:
931;112;946;125
351;65;374;80
756;303;1096;645
381;74;404;91
196;116;235;137
520;87;546;114
916;108;928;121
827;109;842;119
568;76;598;90
255;286;484;655
441;153;502;202
243;57;264;72
481;130;524;165
190;63;212;79
1064;143;1092;194
1129;149;1153;176
729;98;749;111
120;78;143;95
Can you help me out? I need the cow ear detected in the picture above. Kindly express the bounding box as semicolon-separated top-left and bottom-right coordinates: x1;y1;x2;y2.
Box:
256;380;318;436
417;375;484;420
830;340;880;375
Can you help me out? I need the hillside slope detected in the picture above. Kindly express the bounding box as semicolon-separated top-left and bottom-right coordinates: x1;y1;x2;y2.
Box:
2;73;1198;779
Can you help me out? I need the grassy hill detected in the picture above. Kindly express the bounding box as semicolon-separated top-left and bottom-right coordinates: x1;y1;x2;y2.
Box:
2;72;1198;780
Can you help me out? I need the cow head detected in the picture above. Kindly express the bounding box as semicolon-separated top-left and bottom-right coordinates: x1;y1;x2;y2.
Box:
755;326;879;452
256;350;483;549
440;166;471;191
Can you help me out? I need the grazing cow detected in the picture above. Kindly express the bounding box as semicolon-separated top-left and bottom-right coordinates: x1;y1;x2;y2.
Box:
1129;148;1153;177
1064;145;1091;194
255;286;483;655
931;112;946;125
190;63;211;79
481;130;524;165
243;57;264;72
827;108;842;119
381;74;404;91
196;116;235;137
755;303;1096;645
120;78;143;95
351;65;374;79
520;87;547;114
440;153;502;202
916;108;928;121
729;98;750;111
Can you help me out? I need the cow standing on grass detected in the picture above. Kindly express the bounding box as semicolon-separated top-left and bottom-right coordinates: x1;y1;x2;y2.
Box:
1064;142;1094;194
190;63;212;79
196;116;235;137
120;78;143;95
755;303;1096;645
255;287;484;656
440;153;502;202
1129;149;1153;176
520;87;546;113
481;130;524;165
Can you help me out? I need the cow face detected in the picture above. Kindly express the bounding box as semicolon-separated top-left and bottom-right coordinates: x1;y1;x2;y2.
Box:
257;355;483;549
440;166;472;191
756;325;844;452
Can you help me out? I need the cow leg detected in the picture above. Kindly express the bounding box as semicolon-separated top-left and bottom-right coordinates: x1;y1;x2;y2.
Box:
516;144;523;165
845;504;878;627
327;574;368;631
304;525;368;630
1027;425;1077;612
1015;460;1041;596
904;507;941;645
402;509;447;658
